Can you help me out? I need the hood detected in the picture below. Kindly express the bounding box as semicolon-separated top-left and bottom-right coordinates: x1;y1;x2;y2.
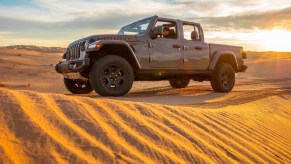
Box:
69;34;137;47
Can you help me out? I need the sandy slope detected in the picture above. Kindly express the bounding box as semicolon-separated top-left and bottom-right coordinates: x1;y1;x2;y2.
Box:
0;47;65;93
0;88;290;163
0;47;291;163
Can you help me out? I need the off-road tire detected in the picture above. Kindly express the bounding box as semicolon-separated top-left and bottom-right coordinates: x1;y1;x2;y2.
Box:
89;55;134;96
169;79;190;88
64;78;93;94
211;63;235;92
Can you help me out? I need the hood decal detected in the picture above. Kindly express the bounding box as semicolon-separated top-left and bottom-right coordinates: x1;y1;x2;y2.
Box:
92;35;136;42
94;36;134;41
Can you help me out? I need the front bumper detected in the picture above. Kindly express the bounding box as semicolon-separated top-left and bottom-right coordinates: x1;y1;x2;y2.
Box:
238;65;248;72
55;58;90;74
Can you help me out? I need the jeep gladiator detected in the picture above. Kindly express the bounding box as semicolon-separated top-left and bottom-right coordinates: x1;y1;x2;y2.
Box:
55;15;247;96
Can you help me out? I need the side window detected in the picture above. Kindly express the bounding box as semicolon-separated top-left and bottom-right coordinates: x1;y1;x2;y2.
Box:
154;20;177;39
183;24;201;41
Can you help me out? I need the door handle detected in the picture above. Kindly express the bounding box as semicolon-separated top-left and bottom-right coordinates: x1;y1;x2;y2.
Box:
195;46;202;50
172;44;181;48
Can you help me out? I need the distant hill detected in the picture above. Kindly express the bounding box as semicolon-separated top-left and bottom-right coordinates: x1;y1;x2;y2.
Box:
1;45;290;56
246;51;291;60
0;45;66;53
246;51;291;55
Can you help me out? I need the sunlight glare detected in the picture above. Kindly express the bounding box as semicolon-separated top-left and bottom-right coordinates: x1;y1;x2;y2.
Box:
237;29;291;52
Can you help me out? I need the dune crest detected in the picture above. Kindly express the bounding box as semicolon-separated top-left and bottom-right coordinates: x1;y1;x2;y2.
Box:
0;88;290;163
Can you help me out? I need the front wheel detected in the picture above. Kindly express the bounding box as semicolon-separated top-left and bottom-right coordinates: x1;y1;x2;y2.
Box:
64;78;93;94
169;79;190;88
89;55;134;97
211;63;235;92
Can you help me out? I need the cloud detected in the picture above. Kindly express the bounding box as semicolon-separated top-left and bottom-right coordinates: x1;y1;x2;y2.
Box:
0;12;151;41
0;0;181;40
1;0;290;30
162;0;291;17
197;6;291;31
27;0;180;21
0;0;180;38
0;0;290;50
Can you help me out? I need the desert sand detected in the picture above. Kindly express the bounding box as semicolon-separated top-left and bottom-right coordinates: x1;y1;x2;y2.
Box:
0;46;290;163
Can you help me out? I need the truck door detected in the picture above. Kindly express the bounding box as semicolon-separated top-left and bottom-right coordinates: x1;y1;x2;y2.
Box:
148;19;183;68
181;23;210;70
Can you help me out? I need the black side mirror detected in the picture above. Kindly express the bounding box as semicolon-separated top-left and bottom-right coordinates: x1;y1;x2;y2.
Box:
150;25;163;39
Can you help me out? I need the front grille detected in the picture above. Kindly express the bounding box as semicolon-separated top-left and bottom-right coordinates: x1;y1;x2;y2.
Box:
66;41;85;60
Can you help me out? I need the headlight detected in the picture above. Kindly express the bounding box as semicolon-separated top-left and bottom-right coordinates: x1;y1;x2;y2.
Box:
88;43;103;49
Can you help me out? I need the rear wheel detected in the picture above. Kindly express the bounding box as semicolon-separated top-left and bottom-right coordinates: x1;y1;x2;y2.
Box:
211;63;235;92
64;78;93;94
169;79;190;88
89;55;134;96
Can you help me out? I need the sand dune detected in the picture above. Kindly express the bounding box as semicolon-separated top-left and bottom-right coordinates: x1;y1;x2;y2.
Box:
0;88;290;163
0;46;291;163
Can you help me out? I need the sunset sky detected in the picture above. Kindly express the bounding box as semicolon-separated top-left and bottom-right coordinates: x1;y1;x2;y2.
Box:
0;0;290;51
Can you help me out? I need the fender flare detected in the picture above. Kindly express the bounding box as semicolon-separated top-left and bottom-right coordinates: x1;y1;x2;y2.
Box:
86;40;141;69
209;51;239;71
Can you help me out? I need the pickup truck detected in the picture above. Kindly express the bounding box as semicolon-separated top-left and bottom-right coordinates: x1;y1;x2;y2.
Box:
55;15;247;96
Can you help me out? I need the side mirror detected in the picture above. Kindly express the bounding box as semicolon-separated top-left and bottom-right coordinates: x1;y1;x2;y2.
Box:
150;25;163;39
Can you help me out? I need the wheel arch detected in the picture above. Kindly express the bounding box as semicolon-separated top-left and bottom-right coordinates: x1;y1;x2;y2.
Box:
87;41;141;72
209;51;239;72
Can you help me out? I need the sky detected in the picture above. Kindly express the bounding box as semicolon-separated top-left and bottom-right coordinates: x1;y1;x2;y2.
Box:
0;0;290;51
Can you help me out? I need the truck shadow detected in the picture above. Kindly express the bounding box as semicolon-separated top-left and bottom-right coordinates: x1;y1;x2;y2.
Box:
86;81;291;107
88;85;228;105
113;91;227;105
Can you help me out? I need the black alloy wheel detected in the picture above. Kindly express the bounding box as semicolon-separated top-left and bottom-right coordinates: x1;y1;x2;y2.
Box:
169;79;190;88
211;63;235;92
102;64;125;89
63;78;93;94
90;55;134;96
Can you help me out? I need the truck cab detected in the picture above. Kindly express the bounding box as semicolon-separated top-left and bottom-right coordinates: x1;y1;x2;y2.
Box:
145;17;210;70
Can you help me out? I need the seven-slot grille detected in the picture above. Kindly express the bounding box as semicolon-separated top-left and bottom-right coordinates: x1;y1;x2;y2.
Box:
66;41;85;61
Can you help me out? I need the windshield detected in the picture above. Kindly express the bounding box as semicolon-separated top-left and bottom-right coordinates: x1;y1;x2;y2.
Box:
118;17;152;35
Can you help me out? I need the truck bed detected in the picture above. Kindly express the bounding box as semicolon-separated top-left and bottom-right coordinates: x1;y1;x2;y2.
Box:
209;43;243;59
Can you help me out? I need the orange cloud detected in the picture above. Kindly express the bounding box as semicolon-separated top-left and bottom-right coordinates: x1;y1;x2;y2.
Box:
199;6;291;31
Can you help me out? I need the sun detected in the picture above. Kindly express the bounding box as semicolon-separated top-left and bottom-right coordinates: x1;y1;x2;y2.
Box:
206;29;291;52
240;29;291;52
259;29;291;52
225;29;291;52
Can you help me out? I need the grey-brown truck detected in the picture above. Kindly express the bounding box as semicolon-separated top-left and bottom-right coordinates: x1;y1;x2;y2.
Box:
55;15;247;96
